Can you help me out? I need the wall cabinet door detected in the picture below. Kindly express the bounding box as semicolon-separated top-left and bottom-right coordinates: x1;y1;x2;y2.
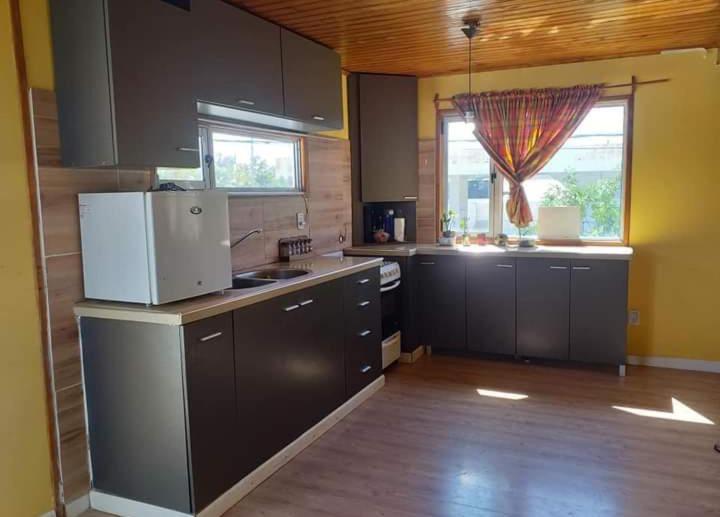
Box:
50;0;199;168
417;256;466;350
281;29;343;129
193;0;284;115
183;313;238;513
516;258;570;360
570;260;628;365
358;73;419;202
233;282;344;479
467;257;516;355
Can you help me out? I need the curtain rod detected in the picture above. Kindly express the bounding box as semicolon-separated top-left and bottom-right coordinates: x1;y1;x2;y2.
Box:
433;77;670;105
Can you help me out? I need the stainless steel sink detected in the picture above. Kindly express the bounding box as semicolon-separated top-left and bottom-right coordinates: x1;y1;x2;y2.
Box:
242;268;311;280
229;267;311;289
231;277;276;289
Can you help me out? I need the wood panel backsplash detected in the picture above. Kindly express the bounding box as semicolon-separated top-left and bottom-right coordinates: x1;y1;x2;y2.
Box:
29;89;351;506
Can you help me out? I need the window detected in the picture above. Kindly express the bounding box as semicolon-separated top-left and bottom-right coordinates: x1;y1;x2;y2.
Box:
442;99;629;242
157;125;303;193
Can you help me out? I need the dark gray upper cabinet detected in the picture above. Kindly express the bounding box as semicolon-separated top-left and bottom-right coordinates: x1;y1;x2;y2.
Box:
183;313;238;513
49;0;199;168
570;260;628;365
356;73;419;202
516;258;571;360
192;0;284;115
467;257;517;355
417;256;466;350
281;29;343;129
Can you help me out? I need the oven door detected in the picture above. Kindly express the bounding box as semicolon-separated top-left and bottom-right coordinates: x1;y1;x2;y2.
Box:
380;279;401;341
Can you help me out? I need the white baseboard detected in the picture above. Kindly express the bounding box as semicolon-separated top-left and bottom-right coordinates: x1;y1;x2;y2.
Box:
88;375;385;517
65;494;90;517
91;491;190;517
399;345;425;364
627;355;720;373
198;374;385;517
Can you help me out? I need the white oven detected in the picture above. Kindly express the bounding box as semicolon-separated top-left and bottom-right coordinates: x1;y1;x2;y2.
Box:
380;261;402;368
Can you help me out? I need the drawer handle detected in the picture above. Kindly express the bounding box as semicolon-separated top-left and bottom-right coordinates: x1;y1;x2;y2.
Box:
360;365;372;374
357;278;370;285
419;261;435;265
496;264;513;268
176;147;199;153
403;196;418;200
573;266;592;271
199;331;222;342
357;300;371;308
237;99;255;106
284;304;301;312
299;299;314;307
358;329;372;337
549;266;568;270
312;115;325;121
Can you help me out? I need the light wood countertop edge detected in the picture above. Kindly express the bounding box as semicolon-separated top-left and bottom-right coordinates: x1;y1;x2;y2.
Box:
74;258;383;326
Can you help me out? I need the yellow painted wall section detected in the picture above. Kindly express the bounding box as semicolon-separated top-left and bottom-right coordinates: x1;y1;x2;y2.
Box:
420;51;720;362
0;0;54;515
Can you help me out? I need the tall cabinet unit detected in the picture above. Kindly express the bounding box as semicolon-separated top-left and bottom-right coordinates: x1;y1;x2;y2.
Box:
49;0;199;168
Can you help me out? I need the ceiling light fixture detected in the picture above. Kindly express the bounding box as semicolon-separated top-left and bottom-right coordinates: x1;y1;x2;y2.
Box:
461;18;480;123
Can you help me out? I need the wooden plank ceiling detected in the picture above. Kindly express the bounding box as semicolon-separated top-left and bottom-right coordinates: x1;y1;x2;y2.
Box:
234;0;720;77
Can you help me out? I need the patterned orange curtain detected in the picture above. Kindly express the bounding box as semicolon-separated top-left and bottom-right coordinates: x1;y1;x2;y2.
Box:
453;85;603;228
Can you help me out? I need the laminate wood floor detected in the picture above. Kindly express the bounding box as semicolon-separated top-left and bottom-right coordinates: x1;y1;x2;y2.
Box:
227;355;720;517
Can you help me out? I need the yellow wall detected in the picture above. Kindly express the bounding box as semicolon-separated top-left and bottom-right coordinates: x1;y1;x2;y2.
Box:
420;50;720;362
0;0;54;514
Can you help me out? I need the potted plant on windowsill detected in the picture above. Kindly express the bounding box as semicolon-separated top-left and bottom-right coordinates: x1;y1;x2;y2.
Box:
439;210;457;246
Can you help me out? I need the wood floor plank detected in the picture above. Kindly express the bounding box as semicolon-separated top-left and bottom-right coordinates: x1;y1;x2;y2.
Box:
227;356;720;517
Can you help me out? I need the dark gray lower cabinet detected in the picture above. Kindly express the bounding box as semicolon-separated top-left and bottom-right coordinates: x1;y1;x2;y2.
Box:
516;258;571;360
570;260;628;365
417;256;466;350
466;257;516;355
233;281;345;480
343;270;382;396
183;313;238;512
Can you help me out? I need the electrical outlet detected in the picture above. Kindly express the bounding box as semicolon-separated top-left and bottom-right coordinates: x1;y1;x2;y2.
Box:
628;310;640;326
296;212;306;230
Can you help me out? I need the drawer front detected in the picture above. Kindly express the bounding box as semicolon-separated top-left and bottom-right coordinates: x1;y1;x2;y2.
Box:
345;315;382;398
344;268;381;305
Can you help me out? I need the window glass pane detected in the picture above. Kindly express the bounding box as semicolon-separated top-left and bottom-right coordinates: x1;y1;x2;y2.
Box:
445;120;491;234
502;104;625;239
212;131;299;190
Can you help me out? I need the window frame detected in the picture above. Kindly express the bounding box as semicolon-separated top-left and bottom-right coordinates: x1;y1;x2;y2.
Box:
156;122;306;195
439;96;633;245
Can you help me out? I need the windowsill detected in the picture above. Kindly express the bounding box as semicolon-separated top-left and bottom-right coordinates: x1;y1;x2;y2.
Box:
226;191;306;198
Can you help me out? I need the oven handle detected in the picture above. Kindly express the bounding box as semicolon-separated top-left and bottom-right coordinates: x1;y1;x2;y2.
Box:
380;280;401;293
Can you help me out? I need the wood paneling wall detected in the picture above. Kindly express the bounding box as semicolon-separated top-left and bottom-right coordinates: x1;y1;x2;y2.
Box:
417;139;437;244
30;89;351;505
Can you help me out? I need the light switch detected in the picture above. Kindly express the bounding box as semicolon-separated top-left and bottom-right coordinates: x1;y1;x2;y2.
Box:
296;212;306;230
629;310;640;326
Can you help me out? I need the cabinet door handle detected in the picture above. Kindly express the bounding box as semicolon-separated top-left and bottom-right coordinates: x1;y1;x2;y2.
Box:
299;299;314;307
199;331;222;342
176;147;200;153
357;278;370;285
312;115;325;121
419;261;435;266
283;304;301;312
549;266;568;270
403;196;418;200
360;365;372;374
357;300;371;308
358;329;372;337
496;264;513;269
237;99;255;106
572;266;592;271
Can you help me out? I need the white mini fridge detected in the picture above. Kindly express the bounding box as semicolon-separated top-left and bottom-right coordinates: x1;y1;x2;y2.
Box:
78;191;232;304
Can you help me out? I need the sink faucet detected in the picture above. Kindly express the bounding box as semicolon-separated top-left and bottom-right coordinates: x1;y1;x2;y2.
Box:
231;228;263;248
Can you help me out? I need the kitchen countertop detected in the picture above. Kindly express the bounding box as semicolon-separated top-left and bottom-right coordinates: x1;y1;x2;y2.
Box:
343;243;633;260
74;255;383;326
